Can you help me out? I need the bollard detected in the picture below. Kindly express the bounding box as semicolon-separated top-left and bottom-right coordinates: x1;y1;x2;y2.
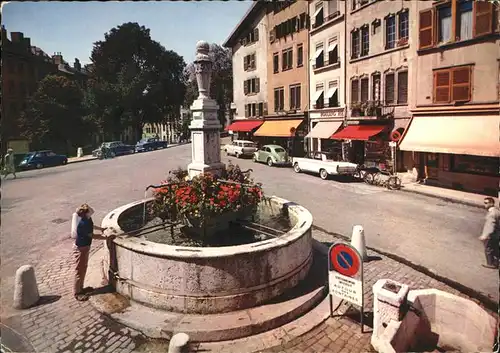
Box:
168;333;190;353
350;225;368;261
13;265;40;309
77;147;83;158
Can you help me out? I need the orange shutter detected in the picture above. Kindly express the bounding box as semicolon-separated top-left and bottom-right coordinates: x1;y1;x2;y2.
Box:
434;70;451;103
419;9;434;49
473;2;493;37
451;66;471;102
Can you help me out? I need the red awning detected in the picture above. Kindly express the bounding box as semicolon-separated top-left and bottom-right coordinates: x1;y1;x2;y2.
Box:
225;120;263;132
331;125;386;141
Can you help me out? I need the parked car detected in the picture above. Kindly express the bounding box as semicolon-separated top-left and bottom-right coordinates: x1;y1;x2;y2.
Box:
18;150;68;170
135;138;168;152
253;144;290;167
92;141;135;157
292;151;358;180
223;140;258;158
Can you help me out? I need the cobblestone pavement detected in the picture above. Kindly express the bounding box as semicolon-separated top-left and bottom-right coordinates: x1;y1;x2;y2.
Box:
2;229;494;353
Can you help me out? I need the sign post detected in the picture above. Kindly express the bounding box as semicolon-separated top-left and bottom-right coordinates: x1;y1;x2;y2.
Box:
328;242;364;332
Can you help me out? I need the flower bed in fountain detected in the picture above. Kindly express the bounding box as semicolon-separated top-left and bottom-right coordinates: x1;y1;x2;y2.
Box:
150;163;263;240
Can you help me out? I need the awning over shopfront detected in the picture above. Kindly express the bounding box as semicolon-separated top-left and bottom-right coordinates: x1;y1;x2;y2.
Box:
305;121;343;139
331;125;386;141
253;119;303;137
225;120;263;132
399;115;500;157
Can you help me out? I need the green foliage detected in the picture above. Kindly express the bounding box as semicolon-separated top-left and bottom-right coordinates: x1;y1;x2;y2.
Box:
87;22;186;141
19;75;89;154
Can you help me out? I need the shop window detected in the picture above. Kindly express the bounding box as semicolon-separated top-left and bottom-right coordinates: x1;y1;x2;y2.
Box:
451;155;499;175
297;44;303;67
289;84;301;110
433;65;472;103
274;87;284;112
385;73;395;104
273;53;279;73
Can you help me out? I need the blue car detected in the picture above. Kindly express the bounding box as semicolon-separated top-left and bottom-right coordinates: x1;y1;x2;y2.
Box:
135;138;168;152
18;150;68;170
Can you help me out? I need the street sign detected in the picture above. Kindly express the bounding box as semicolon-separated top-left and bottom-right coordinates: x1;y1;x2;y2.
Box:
328;242;365;332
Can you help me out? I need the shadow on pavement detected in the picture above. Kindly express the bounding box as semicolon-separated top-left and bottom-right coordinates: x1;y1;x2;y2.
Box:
0;321;36;353
36;295;62;307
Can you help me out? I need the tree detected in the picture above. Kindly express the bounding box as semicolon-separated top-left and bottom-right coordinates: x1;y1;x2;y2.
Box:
19;75;88;154
88;22;186;141
184;43;233;127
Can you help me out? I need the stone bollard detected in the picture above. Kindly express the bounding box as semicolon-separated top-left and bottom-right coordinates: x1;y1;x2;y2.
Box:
350;225;368;261
77;147;83;158
371;279;409;352
13;265;40;309
168;333;190;353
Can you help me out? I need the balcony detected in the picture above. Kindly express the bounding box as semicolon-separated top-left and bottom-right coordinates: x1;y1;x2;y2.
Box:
349;101;394;119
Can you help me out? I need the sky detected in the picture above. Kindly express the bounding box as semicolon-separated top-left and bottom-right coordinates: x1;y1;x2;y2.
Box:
1;1;253;66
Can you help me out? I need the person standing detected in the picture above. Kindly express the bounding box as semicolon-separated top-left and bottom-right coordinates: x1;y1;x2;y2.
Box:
479;197;499;269
3;148;16;179
73;204;112;301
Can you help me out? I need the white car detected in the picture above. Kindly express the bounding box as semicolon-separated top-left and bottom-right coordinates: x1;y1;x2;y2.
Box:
224;140;258;158
292;151;358;180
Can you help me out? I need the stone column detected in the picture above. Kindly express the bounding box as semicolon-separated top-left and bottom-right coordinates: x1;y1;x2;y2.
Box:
187;41;224;179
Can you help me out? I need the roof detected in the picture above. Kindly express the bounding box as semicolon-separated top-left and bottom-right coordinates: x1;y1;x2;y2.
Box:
223;1;266;48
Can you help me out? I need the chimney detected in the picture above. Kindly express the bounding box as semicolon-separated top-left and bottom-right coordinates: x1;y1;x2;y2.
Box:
10;32;24;43
52;52;63;65
22;37;31;48
73;58;81;71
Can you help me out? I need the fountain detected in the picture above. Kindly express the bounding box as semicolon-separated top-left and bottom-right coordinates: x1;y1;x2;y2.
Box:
92;41;325;343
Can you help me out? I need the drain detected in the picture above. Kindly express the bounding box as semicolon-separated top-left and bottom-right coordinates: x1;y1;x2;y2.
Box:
51;218;68;224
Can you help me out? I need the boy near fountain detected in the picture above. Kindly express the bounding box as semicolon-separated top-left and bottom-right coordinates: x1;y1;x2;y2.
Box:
73;203;113;301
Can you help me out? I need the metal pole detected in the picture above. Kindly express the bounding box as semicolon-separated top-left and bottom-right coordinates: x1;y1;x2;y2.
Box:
329;294;333;317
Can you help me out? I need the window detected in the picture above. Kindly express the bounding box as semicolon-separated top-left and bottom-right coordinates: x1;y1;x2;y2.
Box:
451;155;499;175
327;81;339;107
352;0;369;11
327;38;338;65
360;77;369;102
290;84;301;110
315;43;324;68
274;87;285;111
241;28;259;46
351;80;359;103
327;0;338;18
245;103;261;117
315;83;325;109
458;0;473;41
282;48;293;70
299;13;307;30
243;53;256;71
372;73;381;101
398;10;409;41
313;2;324;28
361;26;369;56
273;53;279;73
433;65;472;103
397;71;408;104
386;15;397;49
385;73;395;104
418;1;493;50
244;78;260;95
297;44;303;67
351;30;360;58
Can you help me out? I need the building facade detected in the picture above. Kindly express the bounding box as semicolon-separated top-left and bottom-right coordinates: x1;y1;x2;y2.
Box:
307;0;346;157
399;0;500;196
338;0;416;169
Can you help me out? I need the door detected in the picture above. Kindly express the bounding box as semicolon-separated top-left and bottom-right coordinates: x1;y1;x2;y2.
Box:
262;147;271;162
424;153;439;180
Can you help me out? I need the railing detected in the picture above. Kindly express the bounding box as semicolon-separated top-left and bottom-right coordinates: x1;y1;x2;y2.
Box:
349;101;394;118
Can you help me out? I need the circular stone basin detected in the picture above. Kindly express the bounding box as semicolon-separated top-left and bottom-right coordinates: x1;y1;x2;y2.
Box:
101;196;313;314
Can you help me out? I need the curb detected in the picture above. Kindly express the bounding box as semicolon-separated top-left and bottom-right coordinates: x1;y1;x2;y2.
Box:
312;224;498;313
399;186;485;209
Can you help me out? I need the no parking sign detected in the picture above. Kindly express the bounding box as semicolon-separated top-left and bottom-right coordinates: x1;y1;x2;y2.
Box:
328;242;365;331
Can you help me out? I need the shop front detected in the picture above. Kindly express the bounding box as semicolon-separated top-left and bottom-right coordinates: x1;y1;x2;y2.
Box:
225;119;264;141
398;114;499;196
331;123;391;168
253;117;306;157
306;107;345;159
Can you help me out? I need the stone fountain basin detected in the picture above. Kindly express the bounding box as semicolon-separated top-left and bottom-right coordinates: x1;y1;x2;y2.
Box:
101;196;313;314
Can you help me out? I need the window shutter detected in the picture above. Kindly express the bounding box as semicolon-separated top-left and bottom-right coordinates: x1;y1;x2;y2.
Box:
242;37;248;46
282;51;287;69
385;73;395;104
244;80;249;95
473;2;493;37
397;71;408;104
418;9;434;49
258;103;263;116
288;50;293;68
245;104;250;117
244;56;248;71
351;80;359;103
254;28;259;41
263;102;268;115
256;78;260;93
270;29;276;43
433;70;451;103
274;90;280;111
451;66;471;102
